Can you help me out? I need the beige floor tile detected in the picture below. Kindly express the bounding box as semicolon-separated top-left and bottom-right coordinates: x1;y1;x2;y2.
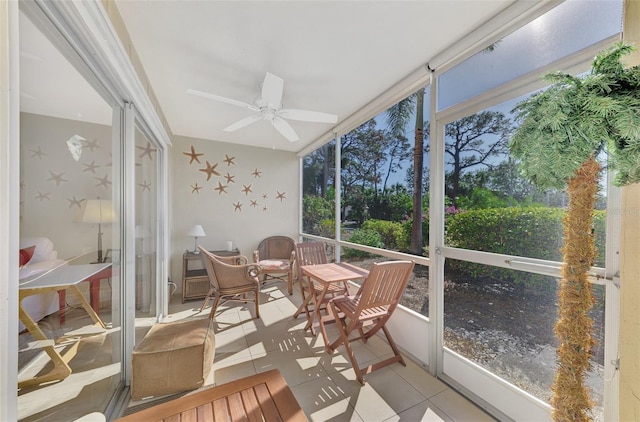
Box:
246;325;311;356
340;381;408;422
213;327;250;354
429;388;497;422
336;366;426;421
391;358;449;399
210;359;257;386
252;346;328;387
387;399;453;422
291;376;363;422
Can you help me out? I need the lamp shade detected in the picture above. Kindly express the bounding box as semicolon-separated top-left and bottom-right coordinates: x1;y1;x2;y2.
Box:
187;225;206;237
74;198;115;224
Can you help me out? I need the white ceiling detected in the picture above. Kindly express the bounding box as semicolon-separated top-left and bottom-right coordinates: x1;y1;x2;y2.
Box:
20;1;542;153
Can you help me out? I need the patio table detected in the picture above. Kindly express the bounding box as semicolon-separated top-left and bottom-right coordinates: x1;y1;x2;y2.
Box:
301;262;369;352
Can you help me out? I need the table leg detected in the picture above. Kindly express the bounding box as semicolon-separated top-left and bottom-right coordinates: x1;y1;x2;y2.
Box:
293;277;315;319
89;278;101;313
68;285;106;329
18;296;72;388
304;280;331;338
58;290;67;324
58;276;103;324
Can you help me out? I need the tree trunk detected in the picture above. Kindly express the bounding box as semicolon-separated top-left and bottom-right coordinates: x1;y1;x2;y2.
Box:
410;88;424;255
321;144;329;197
551;156;599;422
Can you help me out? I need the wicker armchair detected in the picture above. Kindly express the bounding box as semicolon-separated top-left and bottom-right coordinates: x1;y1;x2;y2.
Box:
253;236;295;295
199;247;261;319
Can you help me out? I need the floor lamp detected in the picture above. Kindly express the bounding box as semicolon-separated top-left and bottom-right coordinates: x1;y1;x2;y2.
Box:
75;198;115;263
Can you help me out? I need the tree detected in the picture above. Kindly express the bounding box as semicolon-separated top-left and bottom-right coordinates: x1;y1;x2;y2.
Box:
510;42;640;422
381;131;411;193
455;159;547;205
404;161;429;197
386;87;426;255
444;111;512;205
302;141;334;197
341;119;387;193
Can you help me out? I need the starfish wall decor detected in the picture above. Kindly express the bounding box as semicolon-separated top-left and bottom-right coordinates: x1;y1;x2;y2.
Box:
183;148;290;215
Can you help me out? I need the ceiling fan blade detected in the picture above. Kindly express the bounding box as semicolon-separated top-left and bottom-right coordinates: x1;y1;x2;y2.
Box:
224;114;263;132
262;73;284;107
187;88;258;111
272;117;299;142
279;109;338;124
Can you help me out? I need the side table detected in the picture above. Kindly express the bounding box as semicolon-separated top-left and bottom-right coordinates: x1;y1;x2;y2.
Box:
182;249;239;303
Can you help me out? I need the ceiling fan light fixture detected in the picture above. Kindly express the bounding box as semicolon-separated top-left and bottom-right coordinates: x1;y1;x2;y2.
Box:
188;72;337;142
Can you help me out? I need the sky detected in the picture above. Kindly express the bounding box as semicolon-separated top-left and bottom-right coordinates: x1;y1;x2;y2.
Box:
368;0;623;190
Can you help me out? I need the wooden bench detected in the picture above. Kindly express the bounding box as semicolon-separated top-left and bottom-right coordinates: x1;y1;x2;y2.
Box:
117;369;308;421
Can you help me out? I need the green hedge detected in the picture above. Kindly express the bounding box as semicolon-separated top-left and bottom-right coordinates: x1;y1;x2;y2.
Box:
361;219;405;250
445;207;606;284
343;228;384;258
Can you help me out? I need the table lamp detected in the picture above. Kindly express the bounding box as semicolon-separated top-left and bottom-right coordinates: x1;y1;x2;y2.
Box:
75;198;115;263
187;224;206;254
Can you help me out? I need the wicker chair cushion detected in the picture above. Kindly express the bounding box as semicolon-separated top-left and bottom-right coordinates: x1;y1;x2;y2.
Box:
258;259;290;271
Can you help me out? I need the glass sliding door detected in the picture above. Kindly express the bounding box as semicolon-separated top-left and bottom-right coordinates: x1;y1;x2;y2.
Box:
17;9;123;420
134;125;160;343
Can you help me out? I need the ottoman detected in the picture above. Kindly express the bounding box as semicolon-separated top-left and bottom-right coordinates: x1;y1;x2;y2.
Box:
131;317;215;400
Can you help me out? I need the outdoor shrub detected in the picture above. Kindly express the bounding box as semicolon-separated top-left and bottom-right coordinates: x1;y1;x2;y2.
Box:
446;207;564;259
303;195;334;235
317;219;335;238
361;219;404;250
445;207;607;285
343;228;384;258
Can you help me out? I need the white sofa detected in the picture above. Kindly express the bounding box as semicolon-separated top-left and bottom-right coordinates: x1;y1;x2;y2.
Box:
18;237;65;331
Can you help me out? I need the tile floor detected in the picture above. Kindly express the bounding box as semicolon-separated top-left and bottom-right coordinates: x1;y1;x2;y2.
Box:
163;281;497;422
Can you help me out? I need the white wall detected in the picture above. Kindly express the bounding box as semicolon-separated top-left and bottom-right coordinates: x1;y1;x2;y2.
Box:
169;135;299;291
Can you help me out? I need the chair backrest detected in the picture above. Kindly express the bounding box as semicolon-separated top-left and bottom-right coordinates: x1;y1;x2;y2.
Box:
355;260;415;315
200;249;221;290
256;236;295;260
200;248;257;290
294;241;328;280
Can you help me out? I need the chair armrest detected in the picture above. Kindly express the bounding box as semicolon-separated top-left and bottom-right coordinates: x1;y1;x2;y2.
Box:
215;254;248;265
214;261;262;287
246;264;262;280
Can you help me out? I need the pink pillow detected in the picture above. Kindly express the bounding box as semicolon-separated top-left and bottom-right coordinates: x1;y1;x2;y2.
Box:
19;245;36;267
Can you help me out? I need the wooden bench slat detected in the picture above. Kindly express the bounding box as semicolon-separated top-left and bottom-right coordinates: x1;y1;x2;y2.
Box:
227;392;248;422
213;397;230;421
196;403;213;421
239;386;264;422
253;383;282;422
180;407;198;422
116;369;307;422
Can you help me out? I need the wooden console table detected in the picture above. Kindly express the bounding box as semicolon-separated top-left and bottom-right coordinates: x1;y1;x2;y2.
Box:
117;369;308;421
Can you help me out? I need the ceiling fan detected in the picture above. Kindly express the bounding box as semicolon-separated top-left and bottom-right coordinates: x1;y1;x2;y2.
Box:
187;72;338;142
